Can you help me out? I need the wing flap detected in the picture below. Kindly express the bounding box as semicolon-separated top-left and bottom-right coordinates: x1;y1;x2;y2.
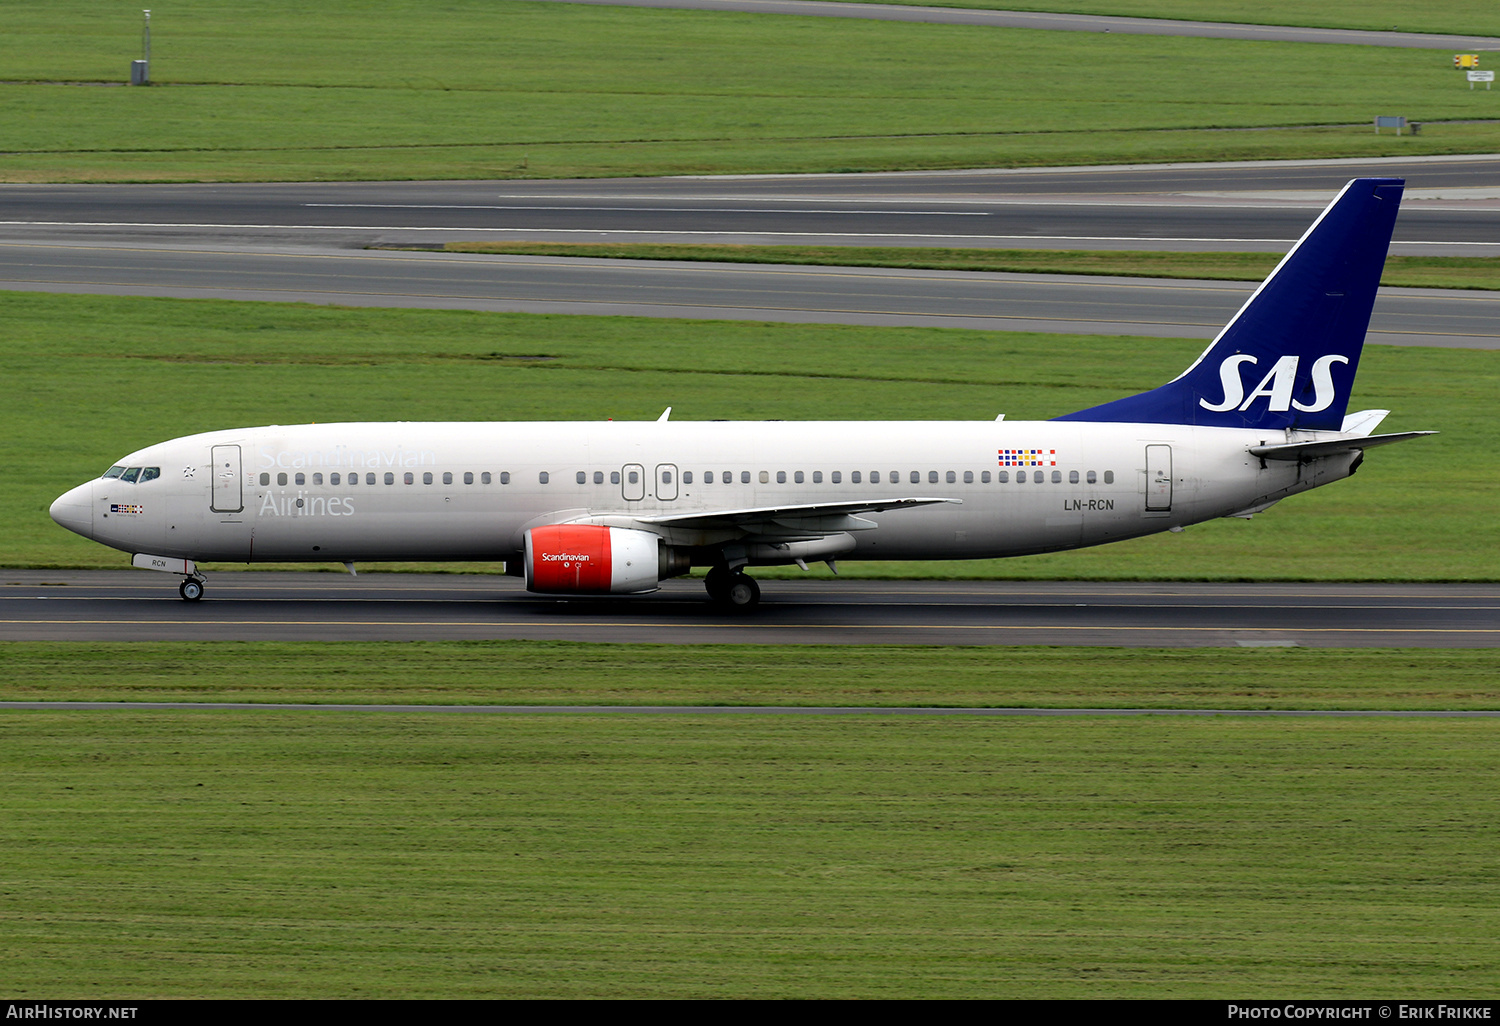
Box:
635;496;959;533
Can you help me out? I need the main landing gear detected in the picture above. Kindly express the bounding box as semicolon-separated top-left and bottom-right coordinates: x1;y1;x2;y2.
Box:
178;577;205;602
704;566;760;609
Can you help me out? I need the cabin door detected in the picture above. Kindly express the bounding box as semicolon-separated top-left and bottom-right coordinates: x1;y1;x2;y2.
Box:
210;445;243;513
1145;444;1173;512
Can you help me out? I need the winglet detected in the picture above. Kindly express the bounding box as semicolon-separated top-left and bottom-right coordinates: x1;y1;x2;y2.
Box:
1055;178;1405;431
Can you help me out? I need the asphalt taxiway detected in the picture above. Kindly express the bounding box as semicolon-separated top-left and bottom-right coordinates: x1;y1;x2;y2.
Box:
543;0;1500;51
4;571;1496;647
5;157;1500;254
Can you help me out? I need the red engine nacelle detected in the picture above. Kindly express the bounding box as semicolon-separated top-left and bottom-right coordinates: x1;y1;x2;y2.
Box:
524;524;662;595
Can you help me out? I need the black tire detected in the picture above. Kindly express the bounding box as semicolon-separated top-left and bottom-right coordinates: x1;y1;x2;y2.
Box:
179;579;204;602
704;566;733;602
724;573;760;609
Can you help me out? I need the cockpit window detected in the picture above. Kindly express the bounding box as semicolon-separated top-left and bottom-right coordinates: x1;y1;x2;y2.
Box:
120;467;141;484
102;466;125;479
138;467;161;483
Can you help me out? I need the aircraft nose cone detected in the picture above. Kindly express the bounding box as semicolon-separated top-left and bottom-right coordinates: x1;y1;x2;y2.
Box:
50;482;94;538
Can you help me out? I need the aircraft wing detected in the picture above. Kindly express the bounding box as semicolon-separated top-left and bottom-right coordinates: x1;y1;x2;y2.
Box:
1249;430;1437;461
632;496;959;534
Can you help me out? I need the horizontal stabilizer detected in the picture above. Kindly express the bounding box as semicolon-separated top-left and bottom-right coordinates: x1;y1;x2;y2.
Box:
1249;430;1436;461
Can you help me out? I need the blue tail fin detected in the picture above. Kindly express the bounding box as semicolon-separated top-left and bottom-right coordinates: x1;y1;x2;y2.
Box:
1055;177;1404;431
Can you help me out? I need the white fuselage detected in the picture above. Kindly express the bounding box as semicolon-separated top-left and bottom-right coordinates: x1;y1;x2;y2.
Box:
52;419;1351;568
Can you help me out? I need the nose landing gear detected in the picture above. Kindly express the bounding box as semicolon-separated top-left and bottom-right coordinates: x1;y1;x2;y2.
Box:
178;576;205;602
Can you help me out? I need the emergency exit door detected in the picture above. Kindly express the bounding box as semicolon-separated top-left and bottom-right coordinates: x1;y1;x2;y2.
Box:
656;464;678;501
621;463;645;501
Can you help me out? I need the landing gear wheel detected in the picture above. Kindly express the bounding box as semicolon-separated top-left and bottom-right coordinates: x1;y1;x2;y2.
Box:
179;579;204;602
704;566;734;603
723;572;760;610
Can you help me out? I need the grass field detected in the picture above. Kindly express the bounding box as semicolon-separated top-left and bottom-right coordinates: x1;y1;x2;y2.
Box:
440;243;1500;291
3;706;1497;998
8;290;1495;579
5;641;1498;709
3;1;1497;182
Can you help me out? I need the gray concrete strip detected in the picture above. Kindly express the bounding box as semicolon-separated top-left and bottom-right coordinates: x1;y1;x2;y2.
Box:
1;242;1493;348
537;0;1500;50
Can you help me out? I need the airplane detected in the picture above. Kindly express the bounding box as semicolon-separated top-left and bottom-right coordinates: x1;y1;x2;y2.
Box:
50;177;1433;608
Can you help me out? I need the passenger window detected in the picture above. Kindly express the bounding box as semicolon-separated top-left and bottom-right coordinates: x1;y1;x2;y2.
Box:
794;471;803;484
998;471;1008;483
662;470;673;484
1069;470;1079;484
496;472;506;484
930;471;940;484
1052;471;1061;483
831;471;841;484
741;471;750;484
443;472;453;484
594;471;604;484
776;471;786;484
295;473;305;486
963;471;972;484
314;473;324;485
1087;470;1097;484
381;472;392;485
464;472;473;485
1104;471;1115;484
628;470;639;484
812;471;822;484
277;472;288;486
870;471;881;484
404;472;414;485
611;471;621;485
851;471;861;484
759;471;769;484
423;472;432;484
946;471;956;484
331;473;341;485
576;471;586;484
683;471;693;484
259;472;270;486
539;472;549;484
704;471;714;484
366;473;376;485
